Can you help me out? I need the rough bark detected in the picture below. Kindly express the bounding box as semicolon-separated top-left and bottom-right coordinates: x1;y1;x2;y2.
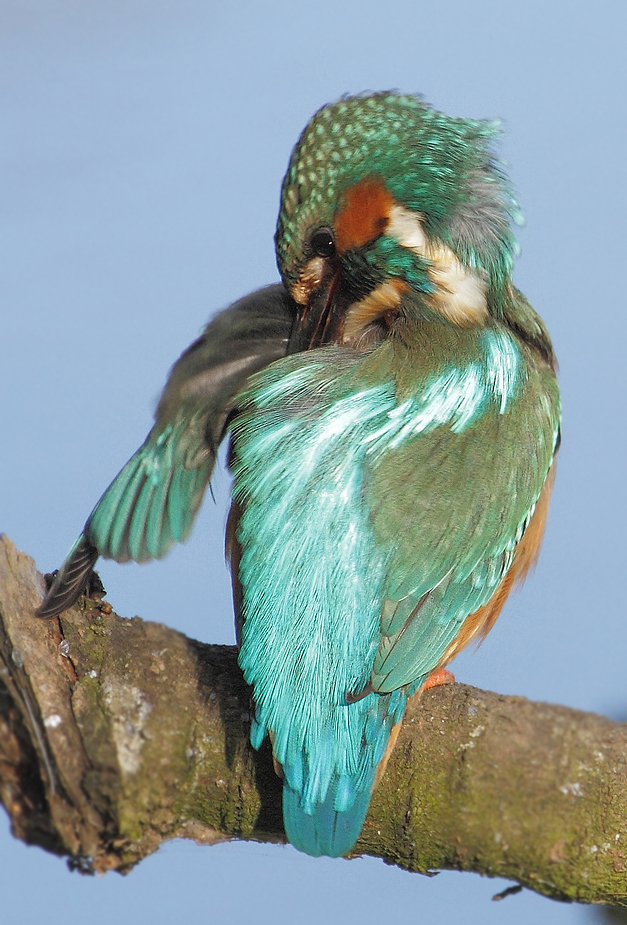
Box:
0;534;626;905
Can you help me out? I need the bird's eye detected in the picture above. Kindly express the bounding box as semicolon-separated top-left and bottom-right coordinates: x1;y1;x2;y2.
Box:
311;227;336;258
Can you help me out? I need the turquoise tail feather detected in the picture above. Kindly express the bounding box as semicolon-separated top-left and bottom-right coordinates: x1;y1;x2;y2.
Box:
283;778;374;858
247;686;409;857
276;684;409;856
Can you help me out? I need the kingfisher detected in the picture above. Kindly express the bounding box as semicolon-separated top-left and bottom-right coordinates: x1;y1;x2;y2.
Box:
37;92;560;859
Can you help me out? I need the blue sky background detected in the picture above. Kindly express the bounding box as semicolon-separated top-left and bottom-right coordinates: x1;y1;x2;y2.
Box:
1;1;625;922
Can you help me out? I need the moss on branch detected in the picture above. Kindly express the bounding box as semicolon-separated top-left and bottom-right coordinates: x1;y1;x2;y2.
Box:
0;535;625;905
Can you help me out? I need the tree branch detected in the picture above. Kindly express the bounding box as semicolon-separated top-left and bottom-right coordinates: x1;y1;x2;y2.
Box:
0;534;625;904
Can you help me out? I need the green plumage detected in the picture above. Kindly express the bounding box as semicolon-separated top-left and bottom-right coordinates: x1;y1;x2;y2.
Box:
37;92;560;861
276;92;519;299
232;311;558;855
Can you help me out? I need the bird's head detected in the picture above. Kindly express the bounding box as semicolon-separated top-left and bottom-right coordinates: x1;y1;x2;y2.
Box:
275;92;520;351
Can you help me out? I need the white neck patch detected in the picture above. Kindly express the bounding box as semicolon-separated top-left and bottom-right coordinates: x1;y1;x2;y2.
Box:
386;204;488;326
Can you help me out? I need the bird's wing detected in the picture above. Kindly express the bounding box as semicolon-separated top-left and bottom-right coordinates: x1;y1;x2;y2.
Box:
358;329;561;694
36;284;295;618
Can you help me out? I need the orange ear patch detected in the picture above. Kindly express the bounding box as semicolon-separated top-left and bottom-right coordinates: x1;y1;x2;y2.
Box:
334;177;394;253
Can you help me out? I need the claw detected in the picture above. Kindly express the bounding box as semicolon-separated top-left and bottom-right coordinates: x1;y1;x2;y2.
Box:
420;667;455;692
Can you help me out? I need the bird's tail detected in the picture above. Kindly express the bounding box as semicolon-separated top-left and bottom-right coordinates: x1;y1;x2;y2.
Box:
282;774;375;858
247;684;409;858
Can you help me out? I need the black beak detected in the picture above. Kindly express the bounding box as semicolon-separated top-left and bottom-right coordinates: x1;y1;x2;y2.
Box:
287;267;343;355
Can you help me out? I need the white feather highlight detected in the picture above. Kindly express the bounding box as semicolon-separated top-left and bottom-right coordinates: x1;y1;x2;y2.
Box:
387;204;488;326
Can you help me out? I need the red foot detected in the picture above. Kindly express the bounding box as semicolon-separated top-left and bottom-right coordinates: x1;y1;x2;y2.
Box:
421;667;455;692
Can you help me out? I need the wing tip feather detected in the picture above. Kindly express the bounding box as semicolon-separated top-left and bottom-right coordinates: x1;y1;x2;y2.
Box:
35;534;99;619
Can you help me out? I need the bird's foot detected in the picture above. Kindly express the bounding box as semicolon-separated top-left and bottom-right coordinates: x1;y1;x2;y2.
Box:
421;667;455;692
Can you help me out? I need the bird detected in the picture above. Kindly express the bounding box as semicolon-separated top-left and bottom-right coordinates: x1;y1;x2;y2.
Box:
37;92;561;859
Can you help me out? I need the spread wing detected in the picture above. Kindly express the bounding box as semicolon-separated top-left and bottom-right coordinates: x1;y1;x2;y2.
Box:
37;284;296;618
